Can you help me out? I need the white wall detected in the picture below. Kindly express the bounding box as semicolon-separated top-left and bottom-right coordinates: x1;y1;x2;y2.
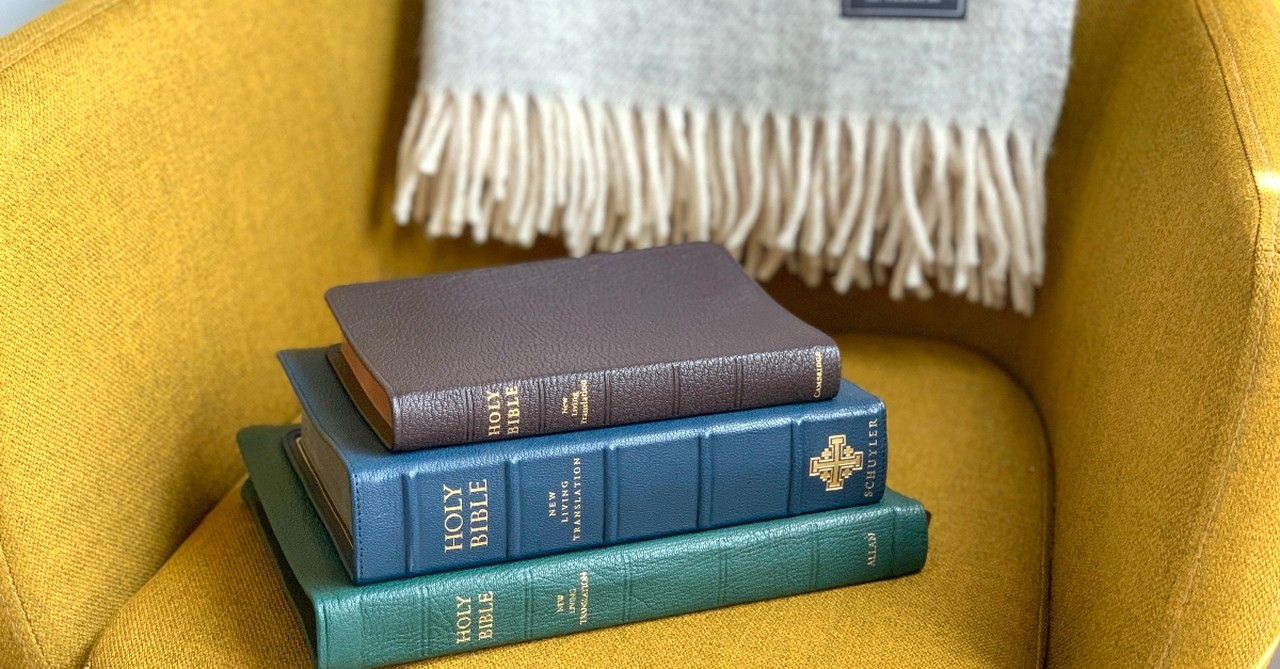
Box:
0;0;64;38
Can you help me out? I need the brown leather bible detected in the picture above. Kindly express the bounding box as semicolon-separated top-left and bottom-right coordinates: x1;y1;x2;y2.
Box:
326;243;841;451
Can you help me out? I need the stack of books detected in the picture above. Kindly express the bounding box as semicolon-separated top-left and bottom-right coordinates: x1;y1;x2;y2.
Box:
238;243;928;669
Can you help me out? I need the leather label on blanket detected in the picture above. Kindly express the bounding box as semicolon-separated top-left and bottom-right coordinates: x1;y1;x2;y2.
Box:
841;0;966;19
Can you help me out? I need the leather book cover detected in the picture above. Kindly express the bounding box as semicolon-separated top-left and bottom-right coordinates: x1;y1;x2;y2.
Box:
279;347;886;583
326;243;841;451
238;425;928;669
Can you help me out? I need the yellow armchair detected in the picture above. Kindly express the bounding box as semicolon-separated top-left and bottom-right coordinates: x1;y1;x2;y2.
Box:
0;0;1276;667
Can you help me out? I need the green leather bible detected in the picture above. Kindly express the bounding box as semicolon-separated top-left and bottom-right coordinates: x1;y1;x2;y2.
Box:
240;425;928;669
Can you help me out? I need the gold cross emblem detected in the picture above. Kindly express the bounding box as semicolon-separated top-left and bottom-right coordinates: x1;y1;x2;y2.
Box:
808;435;863;492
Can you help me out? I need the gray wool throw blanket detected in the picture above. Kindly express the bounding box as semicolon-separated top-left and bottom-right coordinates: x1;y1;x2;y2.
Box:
394;0;1077;314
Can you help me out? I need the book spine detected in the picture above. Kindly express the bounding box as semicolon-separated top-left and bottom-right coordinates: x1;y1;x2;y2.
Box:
395;343;843;450
356;386;885;582
319;493;927;669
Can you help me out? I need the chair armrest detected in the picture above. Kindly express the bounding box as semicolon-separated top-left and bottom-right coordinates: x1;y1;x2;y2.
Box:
0;0;426;666
767;0;1280;666
1019;0;1279;666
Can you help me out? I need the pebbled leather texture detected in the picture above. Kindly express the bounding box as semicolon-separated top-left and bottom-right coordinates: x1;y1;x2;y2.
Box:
279;348;887;583
325;243;841;450
239;425;928;669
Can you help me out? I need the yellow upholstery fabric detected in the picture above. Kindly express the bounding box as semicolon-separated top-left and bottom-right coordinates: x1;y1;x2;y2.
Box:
88;334;1052;669
1024;2;1280;665
0;1;426;666
1;0;1278;666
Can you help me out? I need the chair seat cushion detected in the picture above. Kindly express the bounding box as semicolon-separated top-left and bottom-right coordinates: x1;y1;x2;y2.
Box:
88;333;1051;668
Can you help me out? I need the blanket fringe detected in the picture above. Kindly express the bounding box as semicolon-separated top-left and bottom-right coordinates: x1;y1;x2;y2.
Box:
394;89;1049;314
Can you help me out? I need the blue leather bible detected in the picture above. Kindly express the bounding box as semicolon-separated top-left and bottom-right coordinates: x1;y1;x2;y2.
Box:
279;348;888;584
